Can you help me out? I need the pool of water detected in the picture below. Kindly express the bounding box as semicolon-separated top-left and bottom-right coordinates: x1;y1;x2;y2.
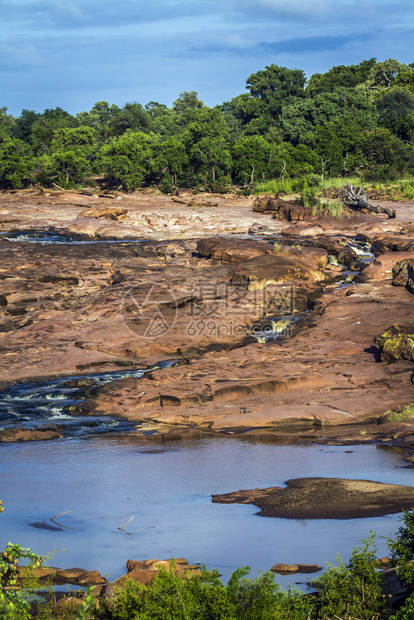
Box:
0;437;411;588
0;231;149;244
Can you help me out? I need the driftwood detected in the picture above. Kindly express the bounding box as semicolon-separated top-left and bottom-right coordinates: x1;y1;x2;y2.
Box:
339;183;396;218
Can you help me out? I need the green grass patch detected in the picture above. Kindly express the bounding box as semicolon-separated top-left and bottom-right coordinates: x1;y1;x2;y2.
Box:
381;403;414;423
255;178;294;195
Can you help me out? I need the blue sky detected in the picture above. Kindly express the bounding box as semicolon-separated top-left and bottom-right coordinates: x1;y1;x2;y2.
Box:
2;0;413;116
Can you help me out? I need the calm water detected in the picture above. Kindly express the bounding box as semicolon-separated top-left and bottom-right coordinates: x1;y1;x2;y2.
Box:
0;437;412;587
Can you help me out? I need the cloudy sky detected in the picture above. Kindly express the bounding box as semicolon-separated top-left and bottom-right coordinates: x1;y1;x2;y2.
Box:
2;0;413;116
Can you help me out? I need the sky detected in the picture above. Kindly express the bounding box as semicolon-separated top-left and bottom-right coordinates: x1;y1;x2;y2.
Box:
1;0;414;117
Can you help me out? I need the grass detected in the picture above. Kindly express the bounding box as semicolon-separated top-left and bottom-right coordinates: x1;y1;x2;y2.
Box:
255;175;414;201
312;199;345;218
381;403;414;423
255;178;294;196
272;241;301;254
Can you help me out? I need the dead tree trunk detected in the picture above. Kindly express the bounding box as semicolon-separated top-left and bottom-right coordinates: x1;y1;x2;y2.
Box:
339;183;396;218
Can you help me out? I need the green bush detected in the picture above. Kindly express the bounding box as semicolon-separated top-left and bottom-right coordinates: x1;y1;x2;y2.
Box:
388;508;414;588
97;564;314;620
391;591;414;619
312;532;385;620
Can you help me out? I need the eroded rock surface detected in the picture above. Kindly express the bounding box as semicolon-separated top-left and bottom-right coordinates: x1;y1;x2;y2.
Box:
212;478;414;519
1;190;414;442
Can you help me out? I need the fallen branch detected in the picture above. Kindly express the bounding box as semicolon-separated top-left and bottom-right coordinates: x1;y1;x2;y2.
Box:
118;516;134;531
50;510;74;523
339;183;396;218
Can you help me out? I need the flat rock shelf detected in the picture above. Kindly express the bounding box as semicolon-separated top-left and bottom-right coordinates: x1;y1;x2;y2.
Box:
212;477;414;519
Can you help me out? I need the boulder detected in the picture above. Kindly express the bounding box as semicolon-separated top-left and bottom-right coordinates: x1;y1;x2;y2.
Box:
270;563;322;574
374;323;414;362
108;558;201;593
252;195;314;222
392;258;414;292
196;238;274;263
230;254;320;290
354;252;414;283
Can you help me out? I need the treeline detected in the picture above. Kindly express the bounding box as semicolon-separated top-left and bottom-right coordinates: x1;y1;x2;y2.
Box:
1;57;414;192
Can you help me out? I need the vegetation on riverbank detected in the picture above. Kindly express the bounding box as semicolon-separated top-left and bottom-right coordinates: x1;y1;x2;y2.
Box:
2;499;414;619
1;58;414;193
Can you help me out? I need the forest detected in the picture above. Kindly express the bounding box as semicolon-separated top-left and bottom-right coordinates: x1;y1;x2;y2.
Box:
1;57;414;193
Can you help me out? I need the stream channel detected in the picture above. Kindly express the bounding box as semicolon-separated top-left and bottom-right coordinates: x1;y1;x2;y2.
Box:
1;231;411;590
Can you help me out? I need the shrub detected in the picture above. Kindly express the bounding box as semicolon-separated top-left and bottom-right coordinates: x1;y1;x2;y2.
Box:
312;532;385;620
388;508;414;588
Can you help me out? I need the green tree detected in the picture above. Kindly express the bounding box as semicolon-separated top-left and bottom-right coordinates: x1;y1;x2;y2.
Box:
145;102;178;137
268;142;317;179
376;90;414;140
110;102;149;136
281;87;377;145
37;126;96;187
97;130;156;191
173;91;204;113
388;508;414;588
305;116;369;177
12;109;41;143
358;58;409;99
360;127;414;180
0;107;16;143
77;101;121;127
182;108;231;186
31;107;78;154
313;533;385;620
0;138;33;188
306;59;376;97
240;64;306;134
394;68;414;94
151;136;188;187
231;135;271;184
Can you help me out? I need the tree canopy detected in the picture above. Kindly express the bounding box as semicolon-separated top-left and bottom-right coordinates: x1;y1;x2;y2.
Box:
1;57;413;190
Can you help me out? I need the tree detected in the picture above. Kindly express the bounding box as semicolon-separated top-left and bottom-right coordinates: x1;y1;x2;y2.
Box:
231;135;271;184
97;131;156;191
12;109;41;143
227;65;306;135
268;142;317;178
360;127;414;180
173;91;204;112
77;101;120;126
31;107;78;154
182;108;231;186
281;87;377;145
376;90;414;140
37;126;96;187
145;102;178;138
394;68;414;94
151;136;188;186
313;533;385;620
358;58;408;99
0;107;16;143
0;138;33;188
306;59;376;97
110;102;149;136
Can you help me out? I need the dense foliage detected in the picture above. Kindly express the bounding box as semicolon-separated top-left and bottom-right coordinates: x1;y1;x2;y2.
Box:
1;58;414;192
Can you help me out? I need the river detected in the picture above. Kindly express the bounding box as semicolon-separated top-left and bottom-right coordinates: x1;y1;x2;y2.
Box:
0;433;412;587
